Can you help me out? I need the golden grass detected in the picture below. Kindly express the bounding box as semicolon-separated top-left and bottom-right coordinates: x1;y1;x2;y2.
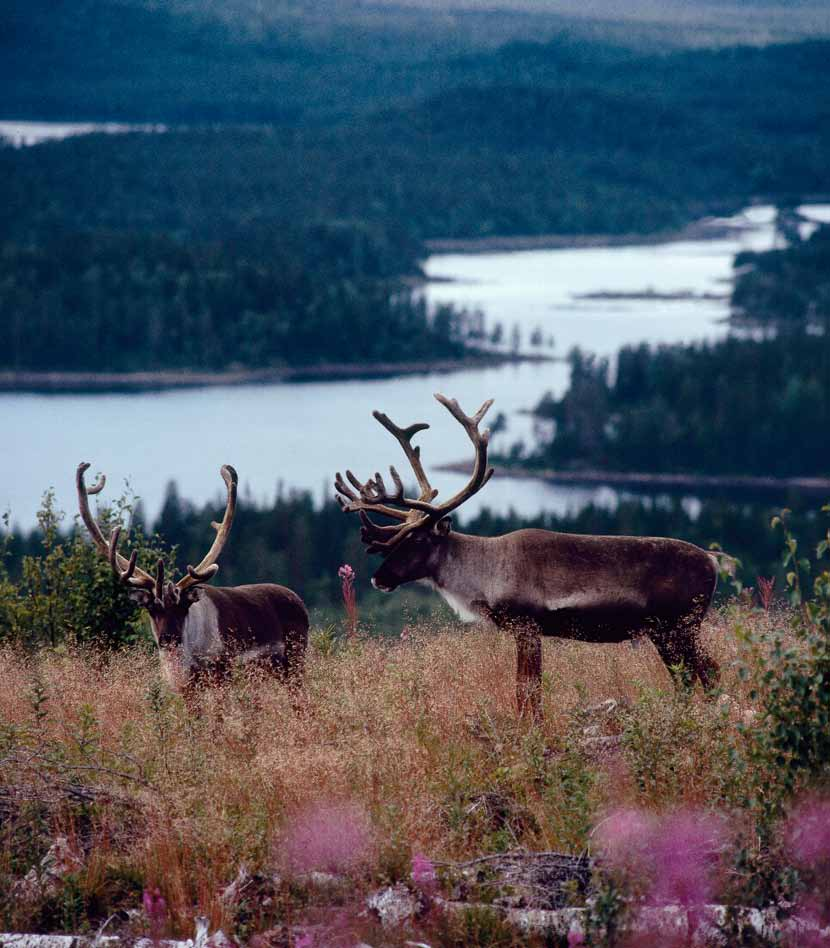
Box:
0;604;782;937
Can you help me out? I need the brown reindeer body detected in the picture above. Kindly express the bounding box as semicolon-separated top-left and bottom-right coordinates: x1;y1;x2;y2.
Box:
150;583;308;688
77;462;308;693
336;394;725;720
375;528;719;694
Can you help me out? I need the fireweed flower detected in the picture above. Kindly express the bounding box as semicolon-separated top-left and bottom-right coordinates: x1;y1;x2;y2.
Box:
784;798;830;931
785;798;830;870
281;801;372;876
142;887;167;940
648;811;725;909
596;807;726;935
338;564;358;639
411;852;437;890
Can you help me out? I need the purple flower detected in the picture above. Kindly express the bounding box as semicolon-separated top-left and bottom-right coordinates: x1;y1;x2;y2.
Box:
595;808;656;875
338;565;358;640
281;802;372;876
648;811;724;909
785;798;830;869
411;852;436;890
595;807;726;921
142;887;167;940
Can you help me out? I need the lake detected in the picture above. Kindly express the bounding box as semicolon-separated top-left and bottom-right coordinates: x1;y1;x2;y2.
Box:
3;202;827;530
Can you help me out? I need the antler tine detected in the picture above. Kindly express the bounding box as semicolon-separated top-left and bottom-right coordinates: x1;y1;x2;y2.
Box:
428;393;495;520
155;558;165;603
176;464;238;591
334;471;409;522
372;411;438;504
335;395;496;554
107;526;139;583
358;509;404;544
76;462;156;589
186;563;219;582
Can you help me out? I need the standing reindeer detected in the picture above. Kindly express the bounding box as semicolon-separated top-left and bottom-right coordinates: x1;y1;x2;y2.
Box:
335;394;722;720
77;462;308;692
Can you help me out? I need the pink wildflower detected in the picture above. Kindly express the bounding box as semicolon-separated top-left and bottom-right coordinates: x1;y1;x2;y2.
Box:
648;810;725;909
784;798;830;930
785;798;830;869
281;801;372;876
756;576;775;611
595;807;726;936
411;852;437;890
338;564;358;640
142;887;167;941
595;807;656;876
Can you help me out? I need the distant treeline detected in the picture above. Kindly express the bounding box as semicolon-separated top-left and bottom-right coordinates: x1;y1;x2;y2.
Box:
2;484;823;630
3;42;830;242
733;221;830;330
0;224;473;371
531;334;830;478
529;223;830;478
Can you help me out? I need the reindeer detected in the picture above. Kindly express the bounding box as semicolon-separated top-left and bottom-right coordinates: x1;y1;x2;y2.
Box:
77;462;308;692
335;394;723;721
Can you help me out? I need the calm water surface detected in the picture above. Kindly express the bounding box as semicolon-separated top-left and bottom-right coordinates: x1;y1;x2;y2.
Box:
4;203;828;528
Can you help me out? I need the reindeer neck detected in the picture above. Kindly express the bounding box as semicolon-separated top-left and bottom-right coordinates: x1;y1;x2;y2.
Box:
430;532;493;622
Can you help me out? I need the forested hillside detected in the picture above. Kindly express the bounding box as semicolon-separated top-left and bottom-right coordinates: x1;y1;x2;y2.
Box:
2;39;829;371
4;41;829;239
0;225;476;371
3;0;827;121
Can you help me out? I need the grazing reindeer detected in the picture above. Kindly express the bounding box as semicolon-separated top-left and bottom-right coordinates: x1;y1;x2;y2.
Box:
77;462;308;692
335;394;722;721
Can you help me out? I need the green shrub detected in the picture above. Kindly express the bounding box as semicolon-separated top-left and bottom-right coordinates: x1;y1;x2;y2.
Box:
0;492;173;649
738;505;830;822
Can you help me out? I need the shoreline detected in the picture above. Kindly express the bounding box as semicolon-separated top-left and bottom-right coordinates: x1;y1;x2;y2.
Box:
438;461;830;498
424;196;830;255
0;353;554;395
423;216;748;255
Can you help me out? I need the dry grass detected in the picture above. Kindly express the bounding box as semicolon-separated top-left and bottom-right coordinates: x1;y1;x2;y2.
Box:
0;603;785;940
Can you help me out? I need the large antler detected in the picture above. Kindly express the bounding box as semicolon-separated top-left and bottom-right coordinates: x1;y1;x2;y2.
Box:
176;464;238;591
76;462;156;590
77;462;237;597
334;393;495;553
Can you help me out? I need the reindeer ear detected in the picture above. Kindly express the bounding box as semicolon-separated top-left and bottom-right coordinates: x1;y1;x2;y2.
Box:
181;586;202;606
128;588;154;608
436;517;453;536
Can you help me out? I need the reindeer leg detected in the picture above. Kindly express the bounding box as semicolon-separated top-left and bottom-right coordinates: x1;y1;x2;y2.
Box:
515;623;543;723
650;613;719;693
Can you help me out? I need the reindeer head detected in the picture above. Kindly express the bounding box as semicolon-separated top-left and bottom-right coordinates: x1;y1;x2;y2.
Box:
76;462;238;647
335;393;494;591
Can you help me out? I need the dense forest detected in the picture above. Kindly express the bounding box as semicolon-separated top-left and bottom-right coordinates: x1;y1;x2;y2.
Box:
0;225;476;370
732;219;830;330
3;41;830;241
2;0;827;123
528;224;830;478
